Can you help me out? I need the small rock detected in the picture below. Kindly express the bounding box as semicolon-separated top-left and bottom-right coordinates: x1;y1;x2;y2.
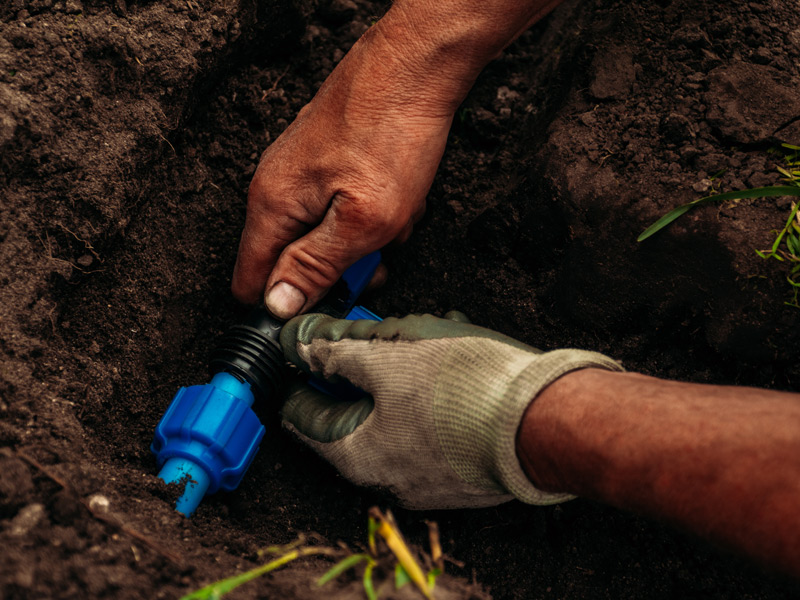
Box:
692;179;712;193
14;564;35;588
729;178;746;191
0;107;17;150
686;72;706;84
8;503;46;536
77;254;93;267
496;86;521;103
776;119;800;145
87;494;110;514
468;107;503;141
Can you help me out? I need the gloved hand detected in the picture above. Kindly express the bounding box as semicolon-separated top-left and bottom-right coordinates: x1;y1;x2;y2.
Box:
279;312;623;509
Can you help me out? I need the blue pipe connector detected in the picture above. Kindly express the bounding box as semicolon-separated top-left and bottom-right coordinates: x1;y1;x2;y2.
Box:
152;252;382;516
152;372;264;516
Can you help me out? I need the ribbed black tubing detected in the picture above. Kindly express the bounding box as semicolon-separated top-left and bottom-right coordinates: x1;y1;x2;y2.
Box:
208;308;286;403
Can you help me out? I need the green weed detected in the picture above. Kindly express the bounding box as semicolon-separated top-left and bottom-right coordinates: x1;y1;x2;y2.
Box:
753;144;800;306
180;508;443;600
317;507;441;600
638;144;800;243
638;144;800;305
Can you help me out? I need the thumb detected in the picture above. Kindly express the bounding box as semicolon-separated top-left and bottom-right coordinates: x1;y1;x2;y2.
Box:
264;193;408;319
282;381;374;443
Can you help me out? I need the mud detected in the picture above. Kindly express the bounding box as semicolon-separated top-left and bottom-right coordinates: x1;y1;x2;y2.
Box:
2;0;800;597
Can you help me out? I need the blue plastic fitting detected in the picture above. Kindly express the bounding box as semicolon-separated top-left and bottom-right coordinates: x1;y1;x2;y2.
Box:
340;253;381;309
152;372;264;515
152;252;382;516
346;305;382;321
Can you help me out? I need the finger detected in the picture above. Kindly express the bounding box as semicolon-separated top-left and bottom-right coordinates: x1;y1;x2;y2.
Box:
232;211;307;304
264;193;407;319
443;310;471;323
365;262;388;292
282;381;374;443
231;166;328;305
280;313;538;375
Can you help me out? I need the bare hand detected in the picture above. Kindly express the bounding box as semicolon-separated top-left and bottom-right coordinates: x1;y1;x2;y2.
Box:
232;0;553;317
231;22;456;317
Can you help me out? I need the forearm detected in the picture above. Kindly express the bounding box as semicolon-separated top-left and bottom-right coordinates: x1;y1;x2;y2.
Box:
518;368;800;576
346;0;564;116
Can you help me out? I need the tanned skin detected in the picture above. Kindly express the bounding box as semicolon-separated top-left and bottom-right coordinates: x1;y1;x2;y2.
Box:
232;0;563;317
518;368;800;577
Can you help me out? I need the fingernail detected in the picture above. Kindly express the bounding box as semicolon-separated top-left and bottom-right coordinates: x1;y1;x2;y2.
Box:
265;281;306;320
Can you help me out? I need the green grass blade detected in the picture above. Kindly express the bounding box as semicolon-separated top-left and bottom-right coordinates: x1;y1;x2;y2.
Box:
638;186;800;242
427;567;442;590
771;202;800;254
367;516;379;555
787;233;800;256
363;562;377;600
181;550;304;600
636;205;693;242
317;554;368;587
395;563;412;589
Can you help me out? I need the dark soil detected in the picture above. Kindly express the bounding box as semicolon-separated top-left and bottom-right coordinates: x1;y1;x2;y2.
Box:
2;0;800;598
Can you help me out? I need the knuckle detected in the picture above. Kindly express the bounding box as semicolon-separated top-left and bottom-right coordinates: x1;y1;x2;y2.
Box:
284;247;342;289
337;192;409;237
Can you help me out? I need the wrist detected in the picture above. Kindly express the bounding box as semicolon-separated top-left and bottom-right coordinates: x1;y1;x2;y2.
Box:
354;1;536;118
500;353;622;504
517;367;623;496
371;5;499;112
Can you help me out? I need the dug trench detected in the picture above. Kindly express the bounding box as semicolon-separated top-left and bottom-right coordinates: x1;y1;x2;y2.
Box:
2;0;800;597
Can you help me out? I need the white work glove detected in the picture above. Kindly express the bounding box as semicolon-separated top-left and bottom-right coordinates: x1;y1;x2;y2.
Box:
279;312;623;509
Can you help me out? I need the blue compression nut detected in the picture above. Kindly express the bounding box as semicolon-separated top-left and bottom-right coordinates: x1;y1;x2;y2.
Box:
151;372;265;516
